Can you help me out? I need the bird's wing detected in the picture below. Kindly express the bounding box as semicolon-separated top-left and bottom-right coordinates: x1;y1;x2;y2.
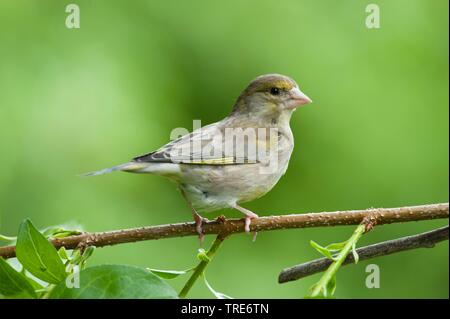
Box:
133;123;259;165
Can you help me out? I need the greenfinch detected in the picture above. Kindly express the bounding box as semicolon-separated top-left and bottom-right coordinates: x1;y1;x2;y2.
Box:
86;74;312;241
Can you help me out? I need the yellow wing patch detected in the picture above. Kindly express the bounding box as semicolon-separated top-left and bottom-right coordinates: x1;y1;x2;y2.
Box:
182;157;257;165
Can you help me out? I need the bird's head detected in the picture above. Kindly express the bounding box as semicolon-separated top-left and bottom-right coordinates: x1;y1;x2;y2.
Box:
232;74;312;119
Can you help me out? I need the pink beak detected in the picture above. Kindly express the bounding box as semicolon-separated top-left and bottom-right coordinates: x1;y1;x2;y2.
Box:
288;87;312;108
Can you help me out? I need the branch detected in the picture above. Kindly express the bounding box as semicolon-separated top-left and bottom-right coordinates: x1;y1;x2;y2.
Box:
179;234;228;298
0;203;448;259
308;216;374;297
279;225;449;284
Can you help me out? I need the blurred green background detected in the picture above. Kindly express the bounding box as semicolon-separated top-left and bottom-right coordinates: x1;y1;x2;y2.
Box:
0;0;448;298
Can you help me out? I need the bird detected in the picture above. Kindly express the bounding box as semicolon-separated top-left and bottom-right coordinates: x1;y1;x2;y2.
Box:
85;74;312;241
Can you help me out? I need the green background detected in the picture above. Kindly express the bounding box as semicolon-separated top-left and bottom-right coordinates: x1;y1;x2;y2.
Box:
0;0;448;298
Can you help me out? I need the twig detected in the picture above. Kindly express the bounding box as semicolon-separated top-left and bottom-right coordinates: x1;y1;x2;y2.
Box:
0;203;448;259
279;225;449;284
308;216;375;297
179;234;228;298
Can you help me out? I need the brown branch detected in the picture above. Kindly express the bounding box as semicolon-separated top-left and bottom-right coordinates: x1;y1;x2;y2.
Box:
0;203;448;259
278;225;449;284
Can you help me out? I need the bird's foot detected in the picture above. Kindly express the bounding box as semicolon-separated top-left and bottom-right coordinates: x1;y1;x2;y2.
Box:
244;212;258;233
233;204;259;239
193;212;205;244
252;231;258;242
245;213;258;242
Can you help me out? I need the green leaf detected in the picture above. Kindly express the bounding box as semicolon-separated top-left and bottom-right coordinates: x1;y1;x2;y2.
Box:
0;258;37;298
49;265;178;299
41;223;83;239
58;247;69;260
310;240;334;260
51;231;82;239
325;241;347;252
326;275;337;297
148;268;192;279
203;275;233;299
197;248;211;262
70;249;82;264
24;275;45;291
307;277;336;299
0;234;16;242
80;246;95;262
15;219;67;284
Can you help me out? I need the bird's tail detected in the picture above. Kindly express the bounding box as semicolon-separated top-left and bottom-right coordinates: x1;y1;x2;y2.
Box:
81;162;148;177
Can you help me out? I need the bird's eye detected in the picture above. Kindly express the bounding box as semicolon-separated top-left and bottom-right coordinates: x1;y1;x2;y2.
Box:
269;87;280;96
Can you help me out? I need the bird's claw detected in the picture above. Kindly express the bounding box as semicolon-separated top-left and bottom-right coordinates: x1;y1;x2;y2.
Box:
198;233;205;244
193;213;205;244
244;212;258;242
233;204;259;241
244;216;258;242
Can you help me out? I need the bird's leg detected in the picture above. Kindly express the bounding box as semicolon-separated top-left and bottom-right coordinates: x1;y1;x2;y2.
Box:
192;210;205;244
233;204;258;239
180;188;205;244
